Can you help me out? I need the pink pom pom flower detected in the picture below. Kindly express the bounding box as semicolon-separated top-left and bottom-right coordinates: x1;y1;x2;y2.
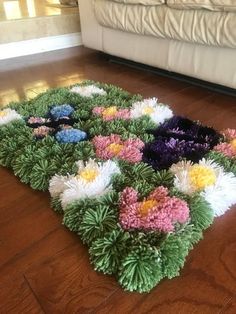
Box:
92;134;144;163
92;106;130;121
214;128;236;158
119;186;190;233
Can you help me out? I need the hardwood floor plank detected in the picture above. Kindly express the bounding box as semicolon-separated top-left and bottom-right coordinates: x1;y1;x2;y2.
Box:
0;227;78;279
220;296;236;314
0;168;49;225
0;274;44;314
0;205;59;268
25;245;118;314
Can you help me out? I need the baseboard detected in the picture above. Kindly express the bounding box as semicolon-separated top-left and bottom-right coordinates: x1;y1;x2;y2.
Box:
0;32;82;60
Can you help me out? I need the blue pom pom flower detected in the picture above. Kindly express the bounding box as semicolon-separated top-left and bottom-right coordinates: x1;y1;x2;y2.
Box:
50;104;74;120
55;128;87;143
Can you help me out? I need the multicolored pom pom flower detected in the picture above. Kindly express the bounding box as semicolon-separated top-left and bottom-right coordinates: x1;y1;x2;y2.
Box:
119;186;189;233
50;104;74;120
170;158;236;216
70;85;107;97
49;159;120;209
0;108;22;126
214;129;236;158
27;117;50;126
130;98;173;125
33;126;54;139
55;129;87;143
92;106;130;121
92;134;144;163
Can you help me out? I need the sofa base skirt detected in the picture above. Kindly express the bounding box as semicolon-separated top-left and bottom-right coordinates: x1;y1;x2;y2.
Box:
106;54;236;96
79;0;236;90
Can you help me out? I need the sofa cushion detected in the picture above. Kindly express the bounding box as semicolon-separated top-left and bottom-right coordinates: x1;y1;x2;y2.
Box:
95;0;236;48
111;0;164;5
167;0;236;12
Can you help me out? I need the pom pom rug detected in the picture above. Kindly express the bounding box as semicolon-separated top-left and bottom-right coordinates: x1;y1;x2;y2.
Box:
0;81;236;293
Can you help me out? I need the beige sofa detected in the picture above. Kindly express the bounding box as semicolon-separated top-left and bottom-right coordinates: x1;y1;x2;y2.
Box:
79;0;236;89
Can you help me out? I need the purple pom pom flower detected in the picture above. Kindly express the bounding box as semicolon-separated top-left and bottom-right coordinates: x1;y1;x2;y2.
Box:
143;116;223;170
151;116;222;148
142;136;209;170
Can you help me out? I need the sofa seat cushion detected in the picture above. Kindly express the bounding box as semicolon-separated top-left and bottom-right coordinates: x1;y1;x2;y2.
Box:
94;0;236;48
111;0;165;4
167;0;236;12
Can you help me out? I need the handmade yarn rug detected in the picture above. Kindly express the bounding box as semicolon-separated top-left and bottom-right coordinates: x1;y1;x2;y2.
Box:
0;81;236;293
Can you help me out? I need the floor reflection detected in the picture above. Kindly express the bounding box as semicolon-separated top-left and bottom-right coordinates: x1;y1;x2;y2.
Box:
0;88;20;107
0;0;78;21
0;47;93;108
0;74;86;108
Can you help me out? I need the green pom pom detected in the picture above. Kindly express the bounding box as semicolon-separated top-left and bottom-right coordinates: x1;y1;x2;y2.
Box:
29;159;57;191
111;173;127;192
130;162;155;181
0;138;21;167
206;151;236;175
169;187;190;202
99;190;119;207
189;193;214;231
118;245;163;293
63;199;95;232
72;141;96;161
78;205;118;245
56;161;77;176
12;145;36;184
131;180;155;198
152;170;175;188
125;117;156;141
160;228;193;279
0;120;26;139
104;120;128;136
51;196;63;213
89;229;130;274
37;136;57;150
131;231;167;247
78;118;104;136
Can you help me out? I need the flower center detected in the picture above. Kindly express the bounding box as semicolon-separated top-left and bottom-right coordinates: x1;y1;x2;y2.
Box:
143;106;155;115
102;106;117;117
79;168;100;182
139;200;158;216
189;165;216;190
230;139;236;150
0;110;7;117
107;143;124;155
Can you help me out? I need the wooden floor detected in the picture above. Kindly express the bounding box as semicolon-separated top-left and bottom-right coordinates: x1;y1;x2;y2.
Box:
0;47;236;314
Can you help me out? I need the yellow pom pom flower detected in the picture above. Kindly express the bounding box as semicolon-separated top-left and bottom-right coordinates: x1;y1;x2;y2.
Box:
170;158;236;217
189;165;217;190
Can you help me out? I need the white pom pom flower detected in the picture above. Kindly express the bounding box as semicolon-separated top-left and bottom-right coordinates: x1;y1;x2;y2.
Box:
49;159;120;209
170;158;236;217
70;85;106;97
49;174;74;198
0;108;22;126
130;98;173;125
